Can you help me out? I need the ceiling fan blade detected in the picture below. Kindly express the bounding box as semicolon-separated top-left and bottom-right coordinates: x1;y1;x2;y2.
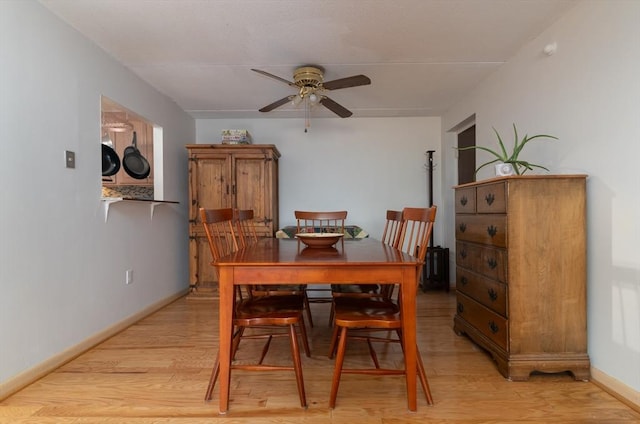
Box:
322;75;371;90
251;69;296;87
259;96;292;112
320;96;353;118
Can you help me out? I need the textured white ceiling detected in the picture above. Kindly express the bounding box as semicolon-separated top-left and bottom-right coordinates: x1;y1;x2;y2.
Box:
40;0;577;119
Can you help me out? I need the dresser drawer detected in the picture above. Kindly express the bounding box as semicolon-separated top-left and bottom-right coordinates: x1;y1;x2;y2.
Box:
476;182;506;213
455;214;507;247
456;267;507;317
456;292;508;350
455;186;476;214
456;241;507;283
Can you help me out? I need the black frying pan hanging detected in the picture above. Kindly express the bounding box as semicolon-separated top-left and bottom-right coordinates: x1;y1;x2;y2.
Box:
102;143;121;176
122;131;150;179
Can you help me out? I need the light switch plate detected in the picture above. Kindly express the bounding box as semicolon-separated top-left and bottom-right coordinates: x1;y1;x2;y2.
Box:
65;150;75;168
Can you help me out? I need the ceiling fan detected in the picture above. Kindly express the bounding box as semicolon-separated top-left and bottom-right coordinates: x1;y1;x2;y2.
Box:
251;66;371;119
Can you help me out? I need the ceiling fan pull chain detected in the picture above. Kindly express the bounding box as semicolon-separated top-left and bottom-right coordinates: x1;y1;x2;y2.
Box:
304;96;310;133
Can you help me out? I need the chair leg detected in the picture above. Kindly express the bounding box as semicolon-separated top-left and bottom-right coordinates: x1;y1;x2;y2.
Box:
366;337;381;369
303;291;314;328
288;323;307;408
416;345;434;405
231;326;245;360
298;315;311;358
328;300;335;327
329;326;348;408
257;335;273;364
395;329;434;405
204;351;220;401
328;324;340;359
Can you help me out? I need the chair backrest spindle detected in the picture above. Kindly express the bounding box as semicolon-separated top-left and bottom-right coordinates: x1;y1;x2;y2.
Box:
235;209;259;248
397;206;437;283
294;210;347;235
199;208;238;263
381;210;404;248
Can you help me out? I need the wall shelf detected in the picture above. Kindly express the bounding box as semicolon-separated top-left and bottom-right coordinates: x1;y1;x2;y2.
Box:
101;197;179;222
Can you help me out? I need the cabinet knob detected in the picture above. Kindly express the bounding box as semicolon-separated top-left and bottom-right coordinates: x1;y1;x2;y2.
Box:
488;288;498;301
459;222;467;233
457;302;464;313
488;321;499;334
485;193;495;205
487;258;498;269
460;196;468;206
460;250;467;259
460;276;468;286
487;225;498;237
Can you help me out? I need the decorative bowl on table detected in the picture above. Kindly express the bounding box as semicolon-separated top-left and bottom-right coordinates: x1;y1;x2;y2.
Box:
295;233;344;248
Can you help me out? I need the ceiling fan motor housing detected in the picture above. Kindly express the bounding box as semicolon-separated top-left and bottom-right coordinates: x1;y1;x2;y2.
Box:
293;66;323;88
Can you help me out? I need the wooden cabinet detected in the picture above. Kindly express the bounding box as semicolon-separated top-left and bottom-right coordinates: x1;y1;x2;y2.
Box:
103;120;154;186
186;144;280;298
453;175;590;381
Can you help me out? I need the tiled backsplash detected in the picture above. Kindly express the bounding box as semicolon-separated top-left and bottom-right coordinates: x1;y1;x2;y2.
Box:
102;185;154;199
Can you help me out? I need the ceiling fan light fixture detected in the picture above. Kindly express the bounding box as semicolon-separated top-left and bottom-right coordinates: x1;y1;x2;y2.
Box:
291;94;303;106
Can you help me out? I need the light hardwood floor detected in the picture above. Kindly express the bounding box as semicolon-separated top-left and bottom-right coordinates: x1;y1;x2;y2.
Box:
1;290;638;423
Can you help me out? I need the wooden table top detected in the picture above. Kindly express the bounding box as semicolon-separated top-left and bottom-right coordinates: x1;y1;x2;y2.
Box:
214;237;418;267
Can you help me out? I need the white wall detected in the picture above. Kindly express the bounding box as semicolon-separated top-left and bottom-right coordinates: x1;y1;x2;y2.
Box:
0;1;193;386
442;1;640;393
196;117;442;240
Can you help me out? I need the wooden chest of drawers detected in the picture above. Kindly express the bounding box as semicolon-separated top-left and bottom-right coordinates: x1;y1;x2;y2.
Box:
453;175;590;381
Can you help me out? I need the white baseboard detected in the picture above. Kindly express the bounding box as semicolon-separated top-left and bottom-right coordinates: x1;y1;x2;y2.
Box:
0;289;188;401
591;366;640;413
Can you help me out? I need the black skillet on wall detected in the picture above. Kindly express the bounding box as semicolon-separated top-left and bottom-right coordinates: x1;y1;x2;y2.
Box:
122;131;150;179
102;143;121;176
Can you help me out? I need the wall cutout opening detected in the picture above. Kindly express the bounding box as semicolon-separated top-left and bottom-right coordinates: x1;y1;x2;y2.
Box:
101;96;162;200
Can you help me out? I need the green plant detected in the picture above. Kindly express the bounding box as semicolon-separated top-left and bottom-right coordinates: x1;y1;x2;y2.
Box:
458;124;558;175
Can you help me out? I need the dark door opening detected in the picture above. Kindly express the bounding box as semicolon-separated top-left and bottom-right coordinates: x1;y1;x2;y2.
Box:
457;125;476;185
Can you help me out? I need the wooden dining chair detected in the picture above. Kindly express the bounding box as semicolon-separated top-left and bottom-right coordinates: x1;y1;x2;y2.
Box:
327;206;437;408
233;208;312;348
200;208;310;408
294;210;348;326
329;210;404;320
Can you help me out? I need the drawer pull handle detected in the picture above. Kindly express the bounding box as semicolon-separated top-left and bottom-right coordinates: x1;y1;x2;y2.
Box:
489;321;499;334
488;288;498;301
460;276;468;286
457;302;464;313
460;250;467;259
487;225;498;237
459;222;467;233
485;193;495;205
460;196;468;206
487;258;498;269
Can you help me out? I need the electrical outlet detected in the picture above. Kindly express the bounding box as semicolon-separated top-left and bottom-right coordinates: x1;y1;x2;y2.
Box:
126;269;133;285
65;150;75;168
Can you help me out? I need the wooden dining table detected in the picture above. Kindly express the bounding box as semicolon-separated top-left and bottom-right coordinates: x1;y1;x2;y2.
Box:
213;237;422;413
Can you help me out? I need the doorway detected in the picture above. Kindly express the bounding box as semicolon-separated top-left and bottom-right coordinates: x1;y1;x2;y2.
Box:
457;125;476;185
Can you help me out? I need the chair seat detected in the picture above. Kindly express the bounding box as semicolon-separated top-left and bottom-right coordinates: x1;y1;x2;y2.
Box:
333;298;400;328
331;284;380;293
236;295;306;318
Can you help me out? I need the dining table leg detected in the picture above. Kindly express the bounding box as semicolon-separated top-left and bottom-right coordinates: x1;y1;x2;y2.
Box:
217;267;234;414
401;266;418;412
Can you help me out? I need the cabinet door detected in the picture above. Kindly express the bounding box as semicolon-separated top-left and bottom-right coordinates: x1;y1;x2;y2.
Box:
233;153;277;236
188;153;232;225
